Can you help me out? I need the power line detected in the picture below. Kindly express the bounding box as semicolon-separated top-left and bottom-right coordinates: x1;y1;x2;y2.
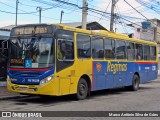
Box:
124;0;158;27
135;0;160;14
115;5;128;34
51;0;81;8
0;1;38;14
98;0;111;22
0;0;153;32
0;0;74;21
19;2;46;8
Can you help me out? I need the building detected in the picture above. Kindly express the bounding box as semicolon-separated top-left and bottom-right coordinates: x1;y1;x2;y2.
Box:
63;21;108;30
127;18;160;73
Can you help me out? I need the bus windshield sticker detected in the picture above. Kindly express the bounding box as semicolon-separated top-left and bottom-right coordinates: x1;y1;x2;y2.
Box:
96;63;102;72
10;59;24;64
10;59;24;66
32;63;38;68
25;60;32;68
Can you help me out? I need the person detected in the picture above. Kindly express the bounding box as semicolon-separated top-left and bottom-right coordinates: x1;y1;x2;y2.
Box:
105;50;112;59
92;49;98;58
58;47;63;60
136;53;141;60
98;50;104;58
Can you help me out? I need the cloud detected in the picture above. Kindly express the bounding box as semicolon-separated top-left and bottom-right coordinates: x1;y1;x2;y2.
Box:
0;0;10;2
88;0;160;32
95;0;159;19
96;0;148;11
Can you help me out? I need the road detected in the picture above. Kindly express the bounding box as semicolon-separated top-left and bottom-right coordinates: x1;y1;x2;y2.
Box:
1;77;160;120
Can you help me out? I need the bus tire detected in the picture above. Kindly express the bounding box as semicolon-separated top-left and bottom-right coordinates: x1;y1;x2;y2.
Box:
76;78;88;100
130;74;140;91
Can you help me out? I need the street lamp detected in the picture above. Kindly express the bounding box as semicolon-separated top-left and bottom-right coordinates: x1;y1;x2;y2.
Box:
60;10;64;24
37;7;42;24
15;0;19;26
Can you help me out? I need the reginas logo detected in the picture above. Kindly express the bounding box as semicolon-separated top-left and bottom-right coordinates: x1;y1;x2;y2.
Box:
96;63;102;72
107;62;127;74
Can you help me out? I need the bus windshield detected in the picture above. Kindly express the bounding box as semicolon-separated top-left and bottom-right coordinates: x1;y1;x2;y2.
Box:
9;37;54;68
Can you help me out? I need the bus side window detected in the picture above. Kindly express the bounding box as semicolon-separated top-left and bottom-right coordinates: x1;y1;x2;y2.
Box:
143;45;150;60
92;37;104;59
104;39;115;59
126;42;135;60
150;46;156;60
77;34;91;58
135;44;143;60
115;40;126;59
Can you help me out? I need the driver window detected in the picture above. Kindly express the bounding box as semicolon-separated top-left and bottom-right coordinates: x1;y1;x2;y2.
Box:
58;40;74;60
56;30;74;61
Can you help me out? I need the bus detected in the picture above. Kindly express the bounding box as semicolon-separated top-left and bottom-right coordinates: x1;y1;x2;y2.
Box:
6;24;158;100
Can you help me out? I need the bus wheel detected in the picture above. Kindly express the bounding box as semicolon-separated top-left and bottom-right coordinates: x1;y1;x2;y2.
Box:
76;78;88;100
131;74;140;91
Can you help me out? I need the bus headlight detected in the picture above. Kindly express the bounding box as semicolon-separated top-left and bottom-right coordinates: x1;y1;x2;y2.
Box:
40;75;54;85
7;75;11;82
7;76;17;83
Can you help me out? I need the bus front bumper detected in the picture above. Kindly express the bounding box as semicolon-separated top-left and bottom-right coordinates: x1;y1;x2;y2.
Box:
7;79;60;96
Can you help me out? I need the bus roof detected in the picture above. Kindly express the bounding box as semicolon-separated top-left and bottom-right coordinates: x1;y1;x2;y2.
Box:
11;23;157;46
55;23;157;46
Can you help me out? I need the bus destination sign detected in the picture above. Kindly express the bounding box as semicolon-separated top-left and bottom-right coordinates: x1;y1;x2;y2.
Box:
11;25;52;36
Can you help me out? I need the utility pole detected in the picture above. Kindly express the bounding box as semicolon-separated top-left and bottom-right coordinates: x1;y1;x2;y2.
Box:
60;10;64;24
82;0;88;29
37;7;42;24
110;0;115;31
15;0;19;26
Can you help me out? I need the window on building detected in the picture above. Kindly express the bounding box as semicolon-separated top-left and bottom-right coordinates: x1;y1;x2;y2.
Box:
135;44;143;60
92;37;104;59
104;39;115;59
150;46;156;60
143;45;150;60
126;42;135;60
77;34;91;58
115;40;126;59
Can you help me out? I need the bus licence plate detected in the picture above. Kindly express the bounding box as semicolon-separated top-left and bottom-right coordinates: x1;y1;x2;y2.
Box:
19;87;28;91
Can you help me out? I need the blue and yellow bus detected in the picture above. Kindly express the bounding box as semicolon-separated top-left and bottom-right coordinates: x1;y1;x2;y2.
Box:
6;24;158;100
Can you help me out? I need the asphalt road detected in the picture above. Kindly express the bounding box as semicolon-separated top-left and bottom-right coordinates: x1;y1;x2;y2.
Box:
1;77;160;120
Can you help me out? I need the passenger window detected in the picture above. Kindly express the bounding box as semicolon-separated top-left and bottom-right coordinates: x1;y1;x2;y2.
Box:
115;40;126;59
57;39;74;60
126;42;135;60
56;30;74;61
92;37;104;59
150;46;156;60
143;45;150;60
104;39;115;59
135;44;143;60
77;34;91;58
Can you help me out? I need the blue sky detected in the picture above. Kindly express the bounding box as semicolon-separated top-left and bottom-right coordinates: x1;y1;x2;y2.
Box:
0;0;159;33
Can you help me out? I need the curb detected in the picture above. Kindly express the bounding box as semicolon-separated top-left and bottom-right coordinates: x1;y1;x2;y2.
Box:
0;82;7;87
